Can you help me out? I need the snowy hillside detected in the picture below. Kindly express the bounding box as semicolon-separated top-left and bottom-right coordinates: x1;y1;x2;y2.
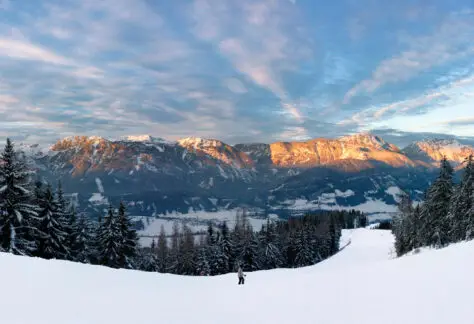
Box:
2;228;473;324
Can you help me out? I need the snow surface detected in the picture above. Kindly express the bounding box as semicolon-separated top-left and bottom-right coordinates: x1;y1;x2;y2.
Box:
385;185;402;199
94;177;104;194
282;197;398;216
2;228;473;323
88;193;108;205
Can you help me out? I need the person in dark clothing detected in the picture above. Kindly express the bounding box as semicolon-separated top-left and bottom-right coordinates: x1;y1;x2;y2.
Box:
238;266;245;285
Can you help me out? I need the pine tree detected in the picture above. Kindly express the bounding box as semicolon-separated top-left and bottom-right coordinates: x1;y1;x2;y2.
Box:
97;205;121;268
218;221;234;272
293;226;314;267
55;181;73;260
36;184;69;259
136;245;158;272
258;219;283;269
177;224;196;275
71;213;94;263
419;157;454;247
167;221;180;273
156;225;168;272
393;192;415;256
195;245;210;276
0;138;39;255
239;223;261;271
328;214;341;253
448;155;474;242
117;201;138;269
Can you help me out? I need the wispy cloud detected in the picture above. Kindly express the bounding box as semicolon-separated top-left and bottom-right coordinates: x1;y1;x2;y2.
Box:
441;117;474;127
343;10;474;104
0;38;72;65
340;73;474;126
190;0;312;127
0;0;473;146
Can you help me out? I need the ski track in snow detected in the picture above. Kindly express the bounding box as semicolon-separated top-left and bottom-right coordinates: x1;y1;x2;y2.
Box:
2;229;474;324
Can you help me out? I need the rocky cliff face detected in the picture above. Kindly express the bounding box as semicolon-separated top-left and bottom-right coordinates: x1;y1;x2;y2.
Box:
23;133;474;218
403;139;474;167
268;134;414;169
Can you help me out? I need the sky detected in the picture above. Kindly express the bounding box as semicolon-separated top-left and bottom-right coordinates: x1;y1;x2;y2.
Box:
0;0;473;147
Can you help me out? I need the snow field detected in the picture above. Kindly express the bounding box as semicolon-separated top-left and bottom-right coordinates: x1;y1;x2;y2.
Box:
1;229;473;324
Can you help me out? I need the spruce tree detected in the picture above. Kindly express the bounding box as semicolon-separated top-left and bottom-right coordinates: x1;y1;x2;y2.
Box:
258;219;283;269
167;221;180;273
293;226;314;267
55;181;73;259
177;224;196;275
97;205;121;268
239;223;261;271
36;184;69;259
117;201;138;269
0;138;39;255
448;155;474;242
195;246;210;276
71;213;94;263
419;157;453;247
218;221;234;272
156;225;168;272
136;246;158;272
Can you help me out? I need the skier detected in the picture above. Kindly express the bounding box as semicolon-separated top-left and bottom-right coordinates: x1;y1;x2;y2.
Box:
237;266;245;285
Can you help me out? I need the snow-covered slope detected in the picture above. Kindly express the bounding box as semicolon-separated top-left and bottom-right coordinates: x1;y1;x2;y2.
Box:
2;229;473;324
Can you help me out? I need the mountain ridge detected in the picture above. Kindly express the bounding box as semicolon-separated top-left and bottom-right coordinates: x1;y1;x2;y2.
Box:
16;132;474;218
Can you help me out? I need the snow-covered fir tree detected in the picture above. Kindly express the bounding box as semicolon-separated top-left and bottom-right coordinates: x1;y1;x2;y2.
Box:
96;205;121;268
293;226;315;267
71;213;95;263
117;201;138;269
55;181;73;260
239;223;261;271
258;219;283;269
0;138;39;255
176;224;195;275
448;155;474;242
218;221;234;272
419;157;454;247
167;221;181;273
135;245;158;272
156;225;168;272
204;223;228;275
35;184;70;259
195;245;211;276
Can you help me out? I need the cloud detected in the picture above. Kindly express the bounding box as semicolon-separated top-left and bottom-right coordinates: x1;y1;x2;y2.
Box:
190;0;312;124
0;94;18;104
0;38;73;65
224;78;247;94
439;117;474;127
341;73;474;126
0;0;473;147
370;128;474;148
343;10;474;104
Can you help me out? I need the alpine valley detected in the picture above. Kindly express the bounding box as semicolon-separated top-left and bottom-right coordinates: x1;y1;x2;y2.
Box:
20;133;474;221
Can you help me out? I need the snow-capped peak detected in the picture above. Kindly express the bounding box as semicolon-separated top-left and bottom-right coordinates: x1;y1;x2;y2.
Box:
338;132;397;151
120;135;169;144
403;138;474;165
177;137;223;149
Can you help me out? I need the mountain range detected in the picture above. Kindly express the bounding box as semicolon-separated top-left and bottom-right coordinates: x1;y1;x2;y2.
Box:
19;133;474;219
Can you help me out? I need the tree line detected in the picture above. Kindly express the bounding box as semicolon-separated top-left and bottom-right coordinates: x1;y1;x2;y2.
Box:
139;210;367;275
393;155;474;256
0;137;368;274
0;138;139;267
